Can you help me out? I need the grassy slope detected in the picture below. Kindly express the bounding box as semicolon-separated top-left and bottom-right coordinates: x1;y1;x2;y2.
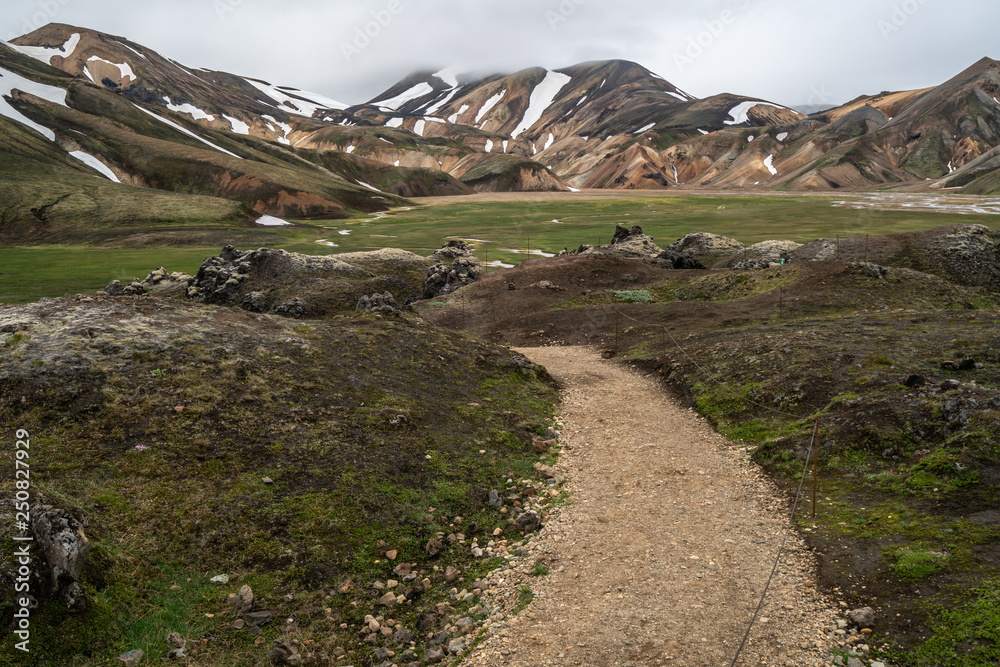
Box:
0;297;557;666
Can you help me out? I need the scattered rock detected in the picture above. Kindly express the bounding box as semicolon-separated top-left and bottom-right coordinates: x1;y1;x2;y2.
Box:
847;607;875;628
210;574;230;585
861;263;889;279
245;610;273;626
379;592;397;607
392;626;416;643
118;650;144;666
487;489;502;507
268;639;300;665
417;610;439;631
385;549;398;560
514;509;542;533
232;584;254;616
903;374;926;388
425;538;444;557
445;566;460;583
940;379;961;391
425;645;446;663
30;505;90;611
447;638;466;654
535;463;557;479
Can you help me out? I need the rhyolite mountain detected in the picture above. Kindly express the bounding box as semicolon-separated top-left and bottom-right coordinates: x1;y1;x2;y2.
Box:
2;23;1000;240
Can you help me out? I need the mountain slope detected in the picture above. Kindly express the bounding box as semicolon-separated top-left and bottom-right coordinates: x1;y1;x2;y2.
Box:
651;57;1000;193
0;27;486;240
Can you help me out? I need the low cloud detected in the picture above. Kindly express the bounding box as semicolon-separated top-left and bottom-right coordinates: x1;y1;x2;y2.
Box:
2;0;995;107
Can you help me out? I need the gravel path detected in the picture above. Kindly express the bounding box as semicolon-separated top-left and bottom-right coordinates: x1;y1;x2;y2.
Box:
460;346;849;667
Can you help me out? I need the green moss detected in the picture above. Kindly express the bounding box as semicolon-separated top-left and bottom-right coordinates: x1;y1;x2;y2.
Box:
907;580;1000;665
612;289;654;303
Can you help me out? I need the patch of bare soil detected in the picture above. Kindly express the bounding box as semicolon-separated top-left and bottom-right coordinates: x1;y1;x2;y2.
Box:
461;346;846;667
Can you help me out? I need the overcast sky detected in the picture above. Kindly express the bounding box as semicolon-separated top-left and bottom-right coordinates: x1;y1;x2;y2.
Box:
2;0;995;108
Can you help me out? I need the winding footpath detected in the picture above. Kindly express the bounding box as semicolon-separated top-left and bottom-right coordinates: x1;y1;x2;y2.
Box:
461;346;847;667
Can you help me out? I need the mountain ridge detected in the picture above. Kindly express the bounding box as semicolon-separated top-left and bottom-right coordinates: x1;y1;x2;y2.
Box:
1;22;1000;242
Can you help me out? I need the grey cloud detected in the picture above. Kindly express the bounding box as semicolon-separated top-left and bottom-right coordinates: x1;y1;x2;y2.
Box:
1;0;997;107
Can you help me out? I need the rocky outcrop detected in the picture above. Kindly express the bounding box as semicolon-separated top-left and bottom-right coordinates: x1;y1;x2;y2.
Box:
30;506;90;612
580;224;665;260
423;242;480;299
103;279;146;297
922;224;1000;286
356;292;403;316
789;225;1000;287
667;233;746;269
185;246;433;317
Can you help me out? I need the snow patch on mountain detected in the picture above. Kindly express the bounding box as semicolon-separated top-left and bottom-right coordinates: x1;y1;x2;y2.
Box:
776;132;788;142
634;123;656;134
134;104;241;158
544;133;555;150
385;117;403;128
356;180;385;193
510;70;572;139
374;82;434;110
11;33;80;65
476;89;506;124
485;139;493;153
448;104;470;124
245;78;347;117
69;150;120;182
164;97;214;121
764;154;777;176
223;114;250;135
346;145;356;154
261;114;292;144
0;65;68;140
256;215;292;226
723;101;786;125
434;67;460;88
86;55;136;83
117;41;147;60
422;88;458;115
414;119;425;136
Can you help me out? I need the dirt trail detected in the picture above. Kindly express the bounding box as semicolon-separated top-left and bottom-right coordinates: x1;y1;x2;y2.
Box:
461;346;843;667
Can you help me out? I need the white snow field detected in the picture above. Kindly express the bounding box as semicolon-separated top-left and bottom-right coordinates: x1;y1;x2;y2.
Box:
69;150;121;182
510;70;571;139
723;101;785;125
